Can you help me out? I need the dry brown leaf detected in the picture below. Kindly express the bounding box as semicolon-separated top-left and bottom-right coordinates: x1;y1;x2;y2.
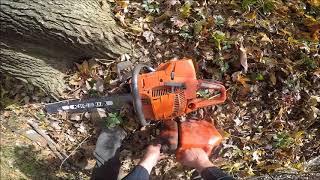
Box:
270;71;277;86
239;37;248;73
70;114;81;121
115;12;127;27
310;24;320;41
307;0;320;6
170;16;186;28
260;33;273;43
76;61;90;78
245;11;257;20
313;68;320;77
142;31;154;43
232;71;250;87
94;78;104;93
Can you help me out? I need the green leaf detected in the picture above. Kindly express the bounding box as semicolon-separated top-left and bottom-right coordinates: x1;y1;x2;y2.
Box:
211;31;226;51
197;89;211;99
180;2;192;18
142;0;160;14
179;25;193;39
241;0;257;11
273;132;294;148
104;113;123;128
256;73;264;81
262;0;275;13
214;15;225;26
193;20;205;35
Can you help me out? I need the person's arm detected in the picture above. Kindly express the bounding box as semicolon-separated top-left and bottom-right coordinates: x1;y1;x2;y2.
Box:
122;165;149;180
201;167;234;180
178;148;234;180
123;144;161;180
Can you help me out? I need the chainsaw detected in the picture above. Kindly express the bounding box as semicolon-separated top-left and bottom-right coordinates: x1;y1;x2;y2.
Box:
159;119;223;159
45;58;226;156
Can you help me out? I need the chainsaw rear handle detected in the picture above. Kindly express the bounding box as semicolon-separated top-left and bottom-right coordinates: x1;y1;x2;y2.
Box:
187;80;227;112
131;64;153;126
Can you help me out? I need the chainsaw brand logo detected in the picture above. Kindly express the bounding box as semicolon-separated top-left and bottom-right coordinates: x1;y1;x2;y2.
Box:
61;101;114;110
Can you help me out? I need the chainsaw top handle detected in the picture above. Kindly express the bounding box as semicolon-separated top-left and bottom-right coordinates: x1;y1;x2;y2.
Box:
186;80;227;113
131;64;154;126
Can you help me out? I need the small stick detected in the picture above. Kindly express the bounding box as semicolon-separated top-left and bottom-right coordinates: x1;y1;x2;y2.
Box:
59;135;90;169
30;114;67;157
27;119;66;160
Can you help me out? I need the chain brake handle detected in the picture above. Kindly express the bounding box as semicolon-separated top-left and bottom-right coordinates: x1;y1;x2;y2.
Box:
187;80;227;111
131;64;154;126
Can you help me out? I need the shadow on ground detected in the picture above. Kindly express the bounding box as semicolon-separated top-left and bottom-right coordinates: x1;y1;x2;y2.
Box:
13;145;58;179
1;143;58;179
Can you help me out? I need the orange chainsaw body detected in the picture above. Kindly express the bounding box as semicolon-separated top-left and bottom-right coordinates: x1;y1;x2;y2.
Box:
136;58;226;121
160;120;223;159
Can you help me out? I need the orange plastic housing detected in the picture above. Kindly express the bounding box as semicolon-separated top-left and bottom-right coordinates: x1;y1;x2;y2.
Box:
176;120;222;159
159;120;223;159
137;58;227;121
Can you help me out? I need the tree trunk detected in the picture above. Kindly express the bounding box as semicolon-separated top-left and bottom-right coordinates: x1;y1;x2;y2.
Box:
0;0;136;97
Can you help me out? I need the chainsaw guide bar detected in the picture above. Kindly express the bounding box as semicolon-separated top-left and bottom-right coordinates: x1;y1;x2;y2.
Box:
45;95;133;114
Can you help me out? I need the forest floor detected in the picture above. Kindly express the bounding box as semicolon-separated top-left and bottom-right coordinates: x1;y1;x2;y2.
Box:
1;0;320;179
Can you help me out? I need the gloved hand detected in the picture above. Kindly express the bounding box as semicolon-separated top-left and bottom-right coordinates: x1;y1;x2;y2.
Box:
94;127;126;167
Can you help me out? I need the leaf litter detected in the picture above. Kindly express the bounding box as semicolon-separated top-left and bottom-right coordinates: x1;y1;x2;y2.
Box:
1;0;320;179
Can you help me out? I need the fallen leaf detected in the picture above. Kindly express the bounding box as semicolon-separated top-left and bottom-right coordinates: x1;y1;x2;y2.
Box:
270;71;277;85
193;20;205;35
129;24;143;33
94;78;104;93
245;11;257;20
84;159;96;170
307;0;320;6
252;149;263;163
77;123;87;133
85;80;91;91
115;12;127;27
247;166;255;176
227;17;238;27
233;117;243;126
310;24;320;41
116;0;129;13
166;0;178;6
260;33;273;43
313;68;320;78
76;61;90;79
232;71;250;87
70;114;81;121
239;37;248;73
50;121;61;130
288;37;299;45
179;1;192;18
142;31;154;42
97;108;107;118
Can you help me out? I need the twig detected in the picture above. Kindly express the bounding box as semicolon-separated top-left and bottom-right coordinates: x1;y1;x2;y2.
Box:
27;119;66;160
59;135;91;170
30;114;67;156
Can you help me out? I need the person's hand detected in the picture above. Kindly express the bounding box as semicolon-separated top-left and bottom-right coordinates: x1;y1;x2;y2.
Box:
139;144;161;174
178;148;214;173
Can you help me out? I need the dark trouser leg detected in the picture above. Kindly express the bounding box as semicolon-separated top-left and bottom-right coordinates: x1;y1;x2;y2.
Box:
91;128;126;180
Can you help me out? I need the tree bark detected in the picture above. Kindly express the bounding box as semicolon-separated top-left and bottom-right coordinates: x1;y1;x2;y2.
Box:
0;0;135;97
